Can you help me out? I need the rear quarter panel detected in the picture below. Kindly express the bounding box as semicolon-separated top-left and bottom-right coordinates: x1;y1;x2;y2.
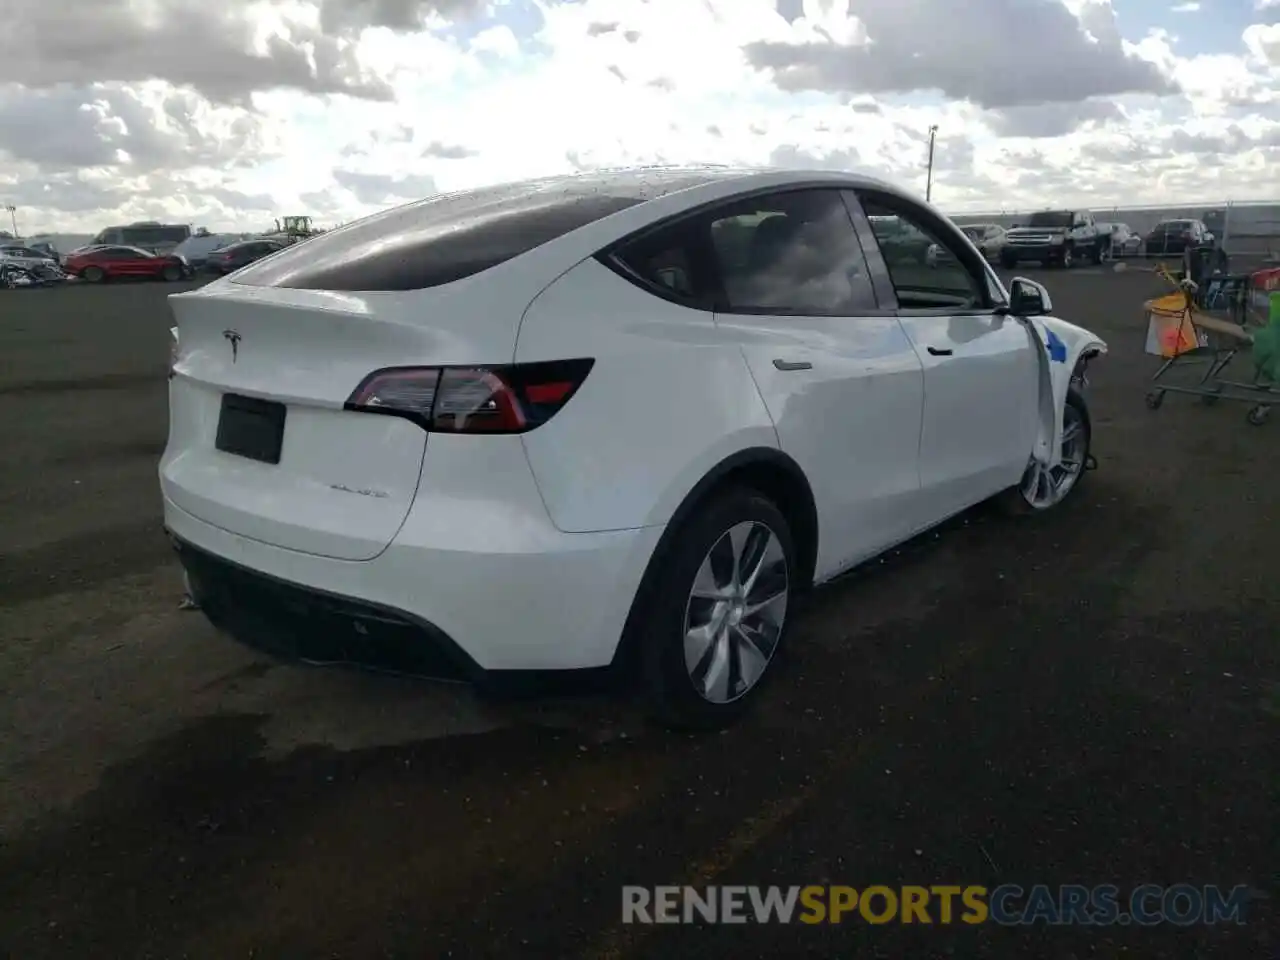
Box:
514;256;778;533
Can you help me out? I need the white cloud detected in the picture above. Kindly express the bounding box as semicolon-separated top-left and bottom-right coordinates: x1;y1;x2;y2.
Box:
0;0;1277;234
1172;2;1200;12
745;0;1178;108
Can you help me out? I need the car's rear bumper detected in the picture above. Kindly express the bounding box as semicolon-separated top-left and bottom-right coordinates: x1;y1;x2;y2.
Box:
172;532;481;682
162;489;665;676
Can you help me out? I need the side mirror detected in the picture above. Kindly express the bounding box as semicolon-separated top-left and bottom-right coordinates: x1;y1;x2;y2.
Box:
1009;277;1053;317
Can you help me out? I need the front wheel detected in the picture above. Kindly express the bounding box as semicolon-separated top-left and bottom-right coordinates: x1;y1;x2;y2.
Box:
1000;252;1017;269
1058;246;1074;269
162;264;181;282
639;488;796;730
82;266;105;283
998;387;1092;515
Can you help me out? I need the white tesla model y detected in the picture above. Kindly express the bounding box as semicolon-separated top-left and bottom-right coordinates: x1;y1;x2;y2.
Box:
161;166;1107;728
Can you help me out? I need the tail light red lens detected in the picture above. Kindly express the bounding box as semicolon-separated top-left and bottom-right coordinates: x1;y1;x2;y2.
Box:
345;359;593;434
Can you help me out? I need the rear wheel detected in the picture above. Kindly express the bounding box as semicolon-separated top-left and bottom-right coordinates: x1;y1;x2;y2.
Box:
639;488;795;730
82;266;105;283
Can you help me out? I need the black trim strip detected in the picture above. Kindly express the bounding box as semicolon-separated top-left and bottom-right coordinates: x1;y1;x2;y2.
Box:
171;531;483;683
169;531;617;695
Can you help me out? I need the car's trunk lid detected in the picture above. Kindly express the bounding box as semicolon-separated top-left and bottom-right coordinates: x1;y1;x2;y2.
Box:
160;282;514;560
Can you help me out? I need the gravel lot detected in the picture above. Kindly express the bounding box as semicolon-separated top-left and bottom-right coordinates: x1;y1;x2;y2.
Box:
1;269;1276;958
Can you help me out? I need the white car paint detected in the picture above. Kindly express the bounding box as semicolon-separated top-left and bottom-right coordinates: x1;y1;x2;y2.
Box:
160;166;1106;699
1029;313;1108;469
1100;222;1142;257
896;311;1039;521
516;255;780;534
716;302;924;576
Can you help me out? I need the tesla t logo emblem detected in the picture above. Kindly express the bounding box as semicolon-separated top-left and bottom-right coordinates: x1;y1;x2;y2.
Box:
222;329;242;362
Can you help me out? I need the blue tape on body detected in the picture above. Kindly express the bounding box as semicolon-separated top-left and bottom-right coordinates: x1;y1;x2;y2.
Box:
1045;329;1068;363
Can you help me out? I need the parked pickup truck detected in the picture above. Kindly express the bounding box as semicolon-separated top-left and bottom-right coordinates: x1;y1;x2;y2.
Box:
1000;209;1111;269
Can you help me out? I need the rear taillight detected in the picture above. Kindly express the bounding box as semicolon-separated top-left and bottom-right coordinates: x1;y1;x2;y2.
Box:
345;359;593;434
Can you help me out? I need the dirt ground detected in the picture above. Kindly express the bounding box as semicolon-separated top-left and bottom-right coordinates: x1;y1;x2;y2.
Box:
0;267;1276;958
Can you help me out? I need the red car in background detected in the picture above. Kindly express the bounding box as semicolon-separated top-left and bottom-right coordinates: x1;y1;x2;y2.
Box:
63;245;192;283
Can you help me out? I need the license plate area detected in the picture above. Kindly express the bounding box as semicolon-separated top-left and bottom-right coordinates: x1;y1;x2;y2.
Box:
216;394;286;464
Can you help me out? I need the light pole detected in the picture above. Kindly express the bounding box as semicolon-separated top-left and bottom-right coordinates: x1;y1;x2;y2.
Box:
925;125;938;203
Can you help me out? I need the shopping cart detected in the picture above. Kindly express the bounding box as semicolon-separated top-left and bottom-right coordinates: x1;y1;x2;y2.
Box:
1143;264;1279;425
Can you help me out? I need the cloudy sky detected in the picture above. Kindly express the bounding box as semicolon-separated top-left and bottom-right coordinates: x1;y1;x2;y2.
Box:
1;0;1278;234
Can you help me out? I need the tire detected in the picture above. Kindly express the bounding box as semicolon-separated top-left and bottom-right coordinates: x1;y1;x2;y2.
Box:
1059;246;1074;269
997;386;1092;516
82;266;105;283
639;487;797;730
1000;252;1017;269
162;264;181;282
1092;240;1106;265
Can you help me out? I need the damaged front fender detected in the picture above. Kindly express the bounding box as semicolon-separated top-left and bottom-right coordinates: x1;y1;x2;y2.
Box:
1021;314;1107;469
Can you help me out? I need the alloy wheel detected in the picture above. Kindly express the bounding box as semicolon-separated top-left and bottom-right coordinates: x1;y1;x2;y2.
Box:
1021;403;1087;510
682;521;789;704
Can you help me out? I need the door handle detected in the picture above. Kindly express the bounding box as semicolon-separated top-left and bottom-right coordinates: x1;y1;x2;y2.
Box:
926;346;953;356
773;359;813;371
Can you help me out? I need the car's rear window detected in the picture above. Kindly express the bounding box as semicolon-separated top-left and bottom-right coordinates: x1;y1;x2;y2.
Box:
232;169;725;292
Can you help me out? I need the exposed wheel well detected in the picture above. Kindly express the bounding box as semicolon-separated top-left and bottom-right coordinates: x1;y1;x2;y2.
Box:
608;449;819;678
717;461;819;588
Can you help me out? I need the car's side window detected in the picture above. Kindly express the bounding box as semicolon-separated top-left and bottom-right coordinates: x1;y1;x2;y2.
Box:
855;193;985;311
705;189;877;315
611;218;714;308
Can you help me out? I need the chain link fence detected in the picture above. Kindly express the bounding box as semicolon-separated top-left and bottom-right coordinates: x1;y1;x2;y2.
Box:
949;201;1280;261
